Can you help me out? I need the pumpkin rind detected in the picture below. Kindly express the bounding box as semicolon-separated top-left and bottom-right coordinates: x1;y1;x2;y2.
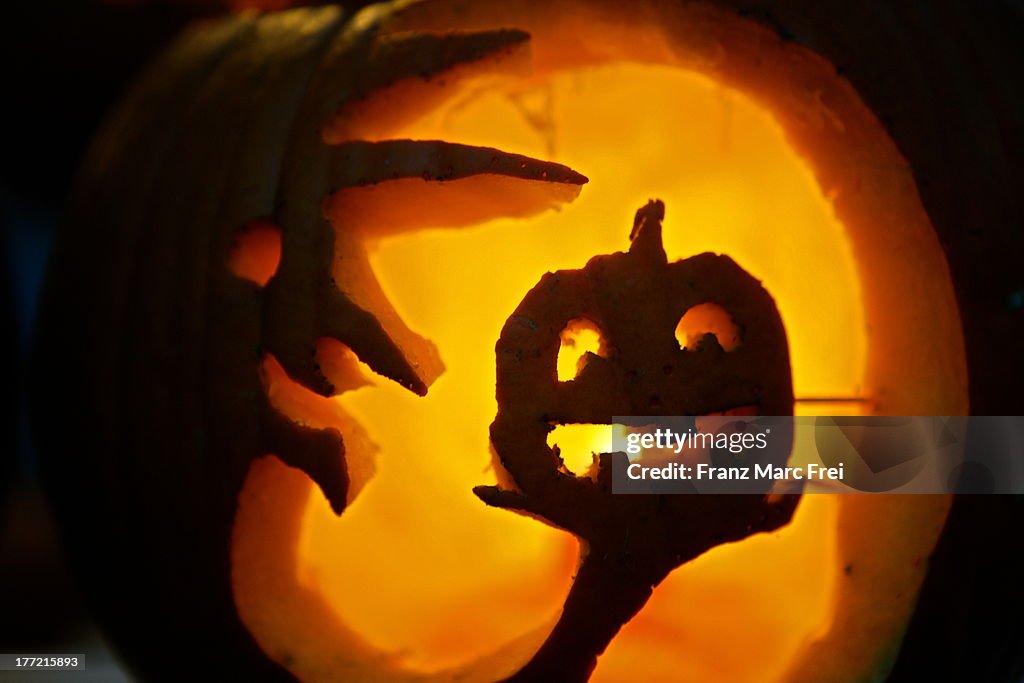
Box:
32;5;590;679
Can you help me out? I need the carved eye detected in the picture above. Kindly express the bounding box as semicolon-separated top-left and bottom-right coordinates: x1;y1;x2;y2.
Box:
557;318;605;381
676;303;741;352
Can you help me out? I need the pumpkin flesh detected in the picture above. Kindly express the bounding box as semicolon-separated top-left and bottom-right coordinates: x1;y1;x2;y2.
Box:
235;13;961;679
31;2;966;681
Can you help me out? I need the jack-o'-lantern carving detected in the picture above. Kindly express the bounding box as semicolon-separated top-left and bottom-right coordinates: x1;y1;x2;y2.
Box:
31;1;968;682
480;199;798;680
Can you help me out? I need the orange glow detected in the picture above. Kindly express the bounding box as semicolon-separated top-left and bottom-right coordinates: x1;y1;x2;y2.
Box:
677;302;742;352
230;3;968;681
297;64;859;677
594;496;837;683
225;219;281;287
557;320;604;382
548;424;612;477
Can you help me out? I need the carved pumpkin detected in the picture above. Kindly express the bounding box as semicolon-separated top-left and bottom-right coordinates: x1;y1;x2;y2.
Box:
32;1;969;682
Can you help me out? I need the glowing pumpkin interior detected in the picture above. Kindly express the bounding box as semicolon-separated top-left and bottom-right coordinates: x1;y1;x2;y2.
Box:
231;3;967;682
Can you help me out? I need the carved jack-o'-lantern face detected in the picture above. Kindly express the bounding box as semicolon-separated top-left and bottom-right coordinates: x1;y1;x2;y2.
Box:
478;200;799;680
32;1;968;682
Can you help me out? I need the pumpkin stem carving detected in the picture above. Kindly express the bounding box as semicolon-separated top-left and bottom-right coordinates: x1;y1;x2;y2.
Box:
478;200;799;681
